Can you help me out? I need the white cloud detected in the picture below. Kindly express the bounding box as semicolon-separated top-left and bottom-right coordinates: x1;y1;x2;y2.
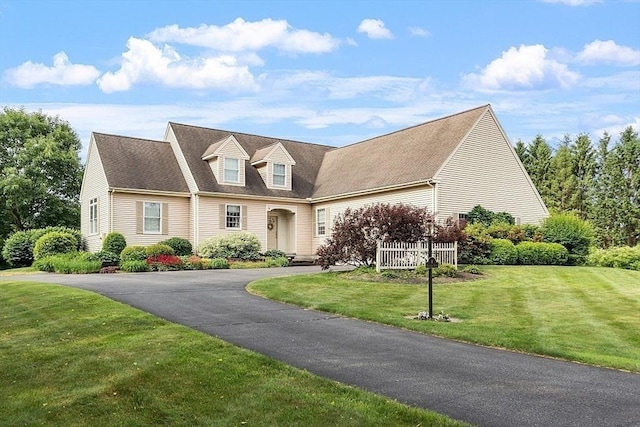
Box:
97;37;258;93
357;19;394;39
577;40;640;66
4;52;100;88
147;18;340;53
463;44;580;90
409;27;431;37
540;0;602;6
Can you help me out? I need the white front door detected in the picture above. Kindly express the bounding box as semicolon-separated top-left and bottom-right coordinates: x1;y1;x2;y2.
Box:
267;215;278;250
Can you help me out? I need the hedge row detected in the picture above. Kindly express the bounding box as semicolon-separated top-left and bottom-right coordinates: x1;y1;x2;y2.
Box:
488;239;568;265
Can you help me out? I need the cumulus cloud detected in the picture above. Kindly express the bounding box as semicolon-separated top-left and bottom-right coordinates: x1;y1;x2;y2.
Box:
357;19;394;39
97;37;258;93
409;27;431;37
463;44;580;91
4;52;100;88
577;40;640;66
147;18;340;53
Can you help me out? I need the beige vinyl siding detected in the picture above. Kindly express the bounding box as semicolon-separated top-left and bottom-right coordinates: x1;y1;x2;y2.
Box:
111;193;190;247
216;139;248;186
79;137;110;252
311;185;434;250
256;165;268;185
434;110;548;224
165;125;198;192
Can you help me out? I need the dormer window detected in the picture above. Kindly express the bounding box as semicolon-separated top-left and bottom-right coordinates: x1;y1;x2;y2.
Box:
273;163;286;187
224;158;240;183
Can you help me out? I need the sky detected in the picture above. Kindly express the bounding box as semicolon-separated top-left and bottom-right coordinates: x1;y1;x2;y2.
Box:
1;0;639;160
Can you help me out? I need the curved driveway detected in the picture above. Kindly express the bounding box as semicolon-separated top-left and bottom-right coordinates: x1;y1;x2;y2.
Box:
9;268;640;427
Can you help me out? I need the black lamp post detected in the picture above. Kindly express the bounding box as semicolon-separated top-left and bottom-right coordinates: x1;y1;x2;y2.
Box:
425;217;437;320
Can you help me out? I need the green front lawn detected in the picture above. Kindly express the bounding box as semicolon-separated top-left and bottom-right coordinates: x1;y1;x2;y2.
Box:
0;281;468;427
249;266;640;372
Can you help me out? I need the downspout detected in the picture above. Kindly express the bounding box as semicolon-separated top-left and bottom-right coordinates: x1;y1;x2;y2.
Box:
109;189;114;232
194;194;199;252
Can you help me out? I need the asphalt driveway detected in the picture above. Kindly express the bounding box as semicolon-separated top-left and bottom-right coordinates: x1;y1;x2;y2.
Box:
8;268;640;427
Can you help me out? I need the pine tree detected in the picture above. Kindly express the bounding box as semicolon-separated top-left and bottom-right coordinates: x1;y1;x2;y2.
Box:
549;137;577;213
570;133;596;219
527;135;554;207
615;127;640;246
589;132;617;247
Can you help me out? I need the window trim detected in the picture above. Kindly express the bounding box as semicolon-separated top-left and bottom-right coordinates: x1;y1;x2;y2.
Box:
89;197;98;235
223;157;240;183
316;208;326;236
144;201;162;234
272;163;286;187
225;204;242;230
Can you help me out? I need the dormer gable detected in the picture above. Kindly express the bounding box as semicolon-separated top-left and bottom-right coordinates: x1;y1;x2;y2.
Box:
201;135;250;186
250;142;296;190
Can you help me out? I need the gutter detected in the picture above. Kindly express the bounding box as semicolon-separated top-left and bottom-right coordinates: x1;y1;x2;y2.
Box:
309;179;438;203
109;187;191;198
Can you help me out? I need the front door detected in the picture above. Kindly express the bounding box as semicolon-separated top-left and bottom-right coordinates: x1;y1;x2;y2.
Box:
267;215;278;250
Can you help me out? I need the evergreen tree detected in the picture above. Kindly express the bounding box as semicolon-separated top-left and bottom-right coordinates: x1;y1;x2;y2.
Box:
570;133;596;219
514;139;530;169
549;137;577;213
614;127;640;246
590;132;618;247
527;135;554;206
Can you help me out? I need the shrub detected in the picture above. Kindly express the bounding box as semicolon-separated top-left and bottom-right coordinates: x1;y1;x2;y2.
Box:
120;260;149;273
31;226;83;251
208;257;229;269
94;250;120;265
145;243;175;257
2;231;35;267
182;255;204;270
516;241;568;265
33;252;101;274
120;246;147;262
262;249;287;259
588;246;640;270
33;231;77;260
541;214;594;265
522;224;543;242
102;232;127;255
433;263;457;278
467;205;515;227
460;265;482;275
147;254;183;271
458;223;492;265
265;257;290;267
414;264;427;275
160;237;193;256
489;239;518;265
198;232;261;260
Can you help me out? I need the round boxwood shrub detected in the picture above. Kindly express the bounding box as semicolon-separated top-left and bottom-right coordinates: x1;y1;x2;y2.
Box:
262;249;287;259
198;231;261;260
120;246;147;262
33;231;77;260
516;241;568;265
145;243;175;257
2;230;35;267
102;232;127;255
489;238;518;265
588;246;640;270
159;237;192;256
31;226;83;251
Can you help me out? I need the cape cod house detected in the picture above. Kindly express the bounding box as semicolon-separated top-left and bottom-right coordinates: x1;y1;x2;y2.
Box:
80;104;548;257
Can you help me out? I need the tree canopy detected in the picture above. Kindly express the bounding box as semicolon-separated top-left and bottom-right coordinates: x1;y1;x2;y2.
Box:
0;108;83;240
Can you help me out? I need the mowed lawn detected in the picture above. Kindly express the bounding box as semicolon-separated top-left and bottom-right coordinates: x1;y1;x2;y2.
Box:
0;280;470;427
249;266;640;372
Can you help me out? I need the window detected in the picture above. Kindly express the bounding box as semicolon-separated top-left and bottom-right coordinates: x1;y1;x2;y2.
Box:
224;158;240;183
144;202;161;233
273;163;286;186
458;213;468;223
316;208;326;236
226;204;241;229
89;198;98;234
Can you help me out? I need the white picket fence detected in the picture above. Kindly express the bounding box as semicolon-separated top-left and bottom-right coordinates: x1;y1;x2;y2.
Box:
376;241;457;272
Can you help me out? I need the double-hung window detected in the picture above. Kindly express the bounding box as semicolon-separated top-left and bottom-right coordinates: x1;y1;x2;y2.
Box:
226;204;241;229
224;158;240;183
89;198;98;235
316;208;326;236
144;202;161;233
273;163;286;187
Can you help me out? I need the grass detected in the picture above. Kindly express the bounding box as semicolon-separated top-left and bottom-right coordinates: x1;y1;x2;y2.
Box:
0;266;37;277
248;266;640;372
0;280;469;427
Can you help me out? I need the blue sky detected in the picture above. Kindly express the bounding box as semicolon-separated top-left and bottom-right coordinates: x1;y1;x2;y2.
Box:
1;0;639;159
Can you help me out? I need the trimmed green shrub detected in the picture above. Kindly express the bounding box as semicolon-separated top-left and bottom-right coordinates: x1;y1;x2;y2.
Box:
120;246;147;263
265;257;290;267
516;241;569;265
467;205;515;227
145;243;175;257
198;232;261;260
460;265;482;275
94;250;120;265
120;260;149;273
434;263;457;277
102;232;127;255
489;239;518;265
522;224;543;242
208;257;229;269
2;231;34;267
31;227;83;251
33;252;101;274
262;249;287;259
159;237;193;256
588;246;640;270
33;231;77;260
541;214;594;265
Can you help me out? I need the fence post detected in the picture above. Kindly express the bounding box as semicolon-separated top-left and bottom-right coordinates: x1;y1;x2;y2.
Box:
376;240;381;273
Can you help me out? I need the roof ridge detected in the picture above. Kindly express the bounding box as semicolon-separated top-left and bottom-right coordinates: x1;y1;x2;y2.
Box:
93;132;167;144
168;121;336;149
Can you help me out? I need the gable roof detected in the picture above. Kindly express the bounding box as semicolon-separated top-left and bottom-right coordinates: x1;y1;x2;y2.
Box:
168;123;333;198
311;104;489;199
251;142;296;165
93;133;189;193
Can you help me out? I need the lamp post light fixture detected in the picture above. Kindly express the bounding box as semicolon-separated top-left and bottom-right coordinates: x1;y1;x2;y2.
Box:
425;217;438;320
